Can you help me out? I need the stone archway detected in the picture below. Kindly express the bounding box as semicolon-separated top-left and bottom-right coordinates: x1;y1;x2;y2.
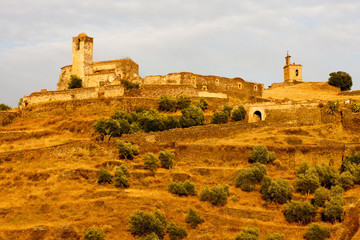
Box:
253;110;262;122
248;107;266;123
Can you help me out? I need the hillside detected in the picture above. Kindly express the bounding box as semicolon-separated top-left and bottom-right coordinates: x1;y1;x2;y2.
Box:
1;93;360;239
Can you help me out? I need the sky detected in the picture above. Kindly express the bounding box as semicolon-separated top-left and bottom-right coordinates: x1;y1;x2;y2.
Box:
1;0;360;107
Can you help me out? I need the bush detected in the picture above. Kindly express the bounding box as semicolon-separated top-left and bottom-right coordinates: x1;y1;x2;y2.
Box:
327;100;339;115
114;165;130;188
328;71;352;91
97;169;112;184
211;110;229;124
128;209;166;239
194;97;208;111
143;232;160;240
249;145;275;164
164;116;180;130
304;223;330;240
314;164;339;189
158;95;177;112
322;196;344;223
84;227;105;240
143;152;159;173
121;79;140;90
235;226;259;240
296;162;310;176
110;110;133;123
231;105;246;121
351;102;360;113
235;163;267;191
159;150;175;169
341;161;360;184
294;170;320;195
199;184;229;206
222;104;233;116
167;222;187;240
265;233;285;240
312;187;330;207
179;105;204;128
93;118;130;141
185;208;204;229
117;141;139;160
138;109;166;132
0;103;11;111
168;180;196;196
261;177;293;204
68;75;83;89
284;200;317;224
176;94;191;110
339;171;355;190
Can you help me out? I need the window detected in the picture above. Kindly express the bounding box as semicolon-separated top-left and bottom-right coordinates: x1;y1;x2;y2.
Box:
254;85;258;91
215;79;220;86
296;69;299;76
238;83;242;89
77;39;81;50
202;86;207;91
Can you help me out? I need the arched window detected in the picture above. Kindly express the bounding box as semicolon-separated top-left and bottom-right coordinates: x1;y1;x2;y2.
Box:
77;39;81;50
296;69;299;76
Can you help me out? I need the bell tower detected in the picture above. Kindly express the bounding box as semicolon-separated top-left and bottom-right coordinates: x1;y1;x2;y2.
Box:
283;52;302;83
72;33;93;86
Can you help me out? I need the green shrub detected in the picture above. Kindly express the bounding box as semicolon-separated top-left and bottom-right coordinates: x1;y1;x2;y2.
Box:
235;163;267;191
138;109;166;132
167;222;187;240
327;100;339;114
168;180;196;196
211;110;229;124
284;200;317;224
84;226;105;240
185;208;204;229
249;145;275;164
0;103;11;111
339;171;355;190
114;165;130;188
158;95;177;112
159;150;175;169
328;71;352;91
294;170;320;195
143;152;159;173
261;177;293;204
97;169;113;184
164;116;180;130
312;187;330;207
117;141;139;160
351;102;360;113
265;233;284;240
231;105;246;121
314;164;339;189
222;104;233;116
93;118;130;141
110;110;133;123
68;75;83;89
235;226;259;240
322;194;344;223
121;79;140;90
199;184;229;206
296;162;310;176
344;152;360;165
143;232;160;240
128;209;166;239
176;94;191;110
179;105;204;128
194;97;208;111
304;223;330;240
341;161;360;183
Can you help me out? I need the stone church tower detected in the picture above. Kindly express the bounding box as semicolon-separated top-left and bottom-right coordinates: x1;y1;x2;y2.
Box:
283;53;302;83
72;33;93;86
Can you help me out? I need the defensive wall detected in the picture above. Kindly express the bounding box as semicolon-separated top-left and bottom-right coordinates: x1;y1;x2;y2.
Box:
338;90;360;96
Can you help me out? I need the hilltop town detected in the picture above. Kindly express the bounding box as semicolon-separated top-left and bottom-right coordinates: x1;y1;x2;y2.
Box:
0;33;360;240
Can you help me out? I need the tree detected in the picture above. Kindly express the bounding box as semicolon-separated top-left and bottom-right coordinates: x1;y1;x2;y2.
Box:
128;210;166;239
261;177;293;204
339;171;355;190
168;180;196;196
194;97;208;111
199;184;229;206
232;105;246;121
328;71;352;91
158;95;177;112
0;103;11;111
294;170;320;195
185;208;204;229
97;169;112;184
179;105;204;128
284;200;317;224
211;110;229;124
114;165;130;188
265;233;284;240
236;163;267;191
249;145;276;164
235;226;259;240
167;222;187;240
159;150;175;169
84;227;105;240
93;118;130;141
143;152;159;174
68;75;83;89
176;94;191;110
312;187;330;207
117;141;139;160
304;223;330;240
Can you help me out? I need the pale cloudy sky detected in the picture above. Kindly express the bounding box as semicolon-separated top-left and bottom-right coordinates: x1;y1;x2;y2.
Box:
1;0;360;107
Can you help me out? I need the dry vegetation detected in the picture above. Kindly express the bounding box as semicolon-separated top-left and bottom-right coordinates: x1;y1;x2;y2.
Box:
1;85;360;239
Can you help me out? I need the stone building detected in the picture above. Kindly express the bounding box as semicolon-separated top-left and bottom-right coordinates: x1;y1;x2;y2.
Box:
57;33;140;90
283;53;302;83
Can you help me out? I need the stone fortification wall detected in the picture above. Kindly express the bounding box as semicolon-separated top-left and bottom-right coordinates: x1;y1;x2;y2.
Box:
22;85;124;107
125;85;200;98
144;72;263;100
58;59;139;91
339;90;360;96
